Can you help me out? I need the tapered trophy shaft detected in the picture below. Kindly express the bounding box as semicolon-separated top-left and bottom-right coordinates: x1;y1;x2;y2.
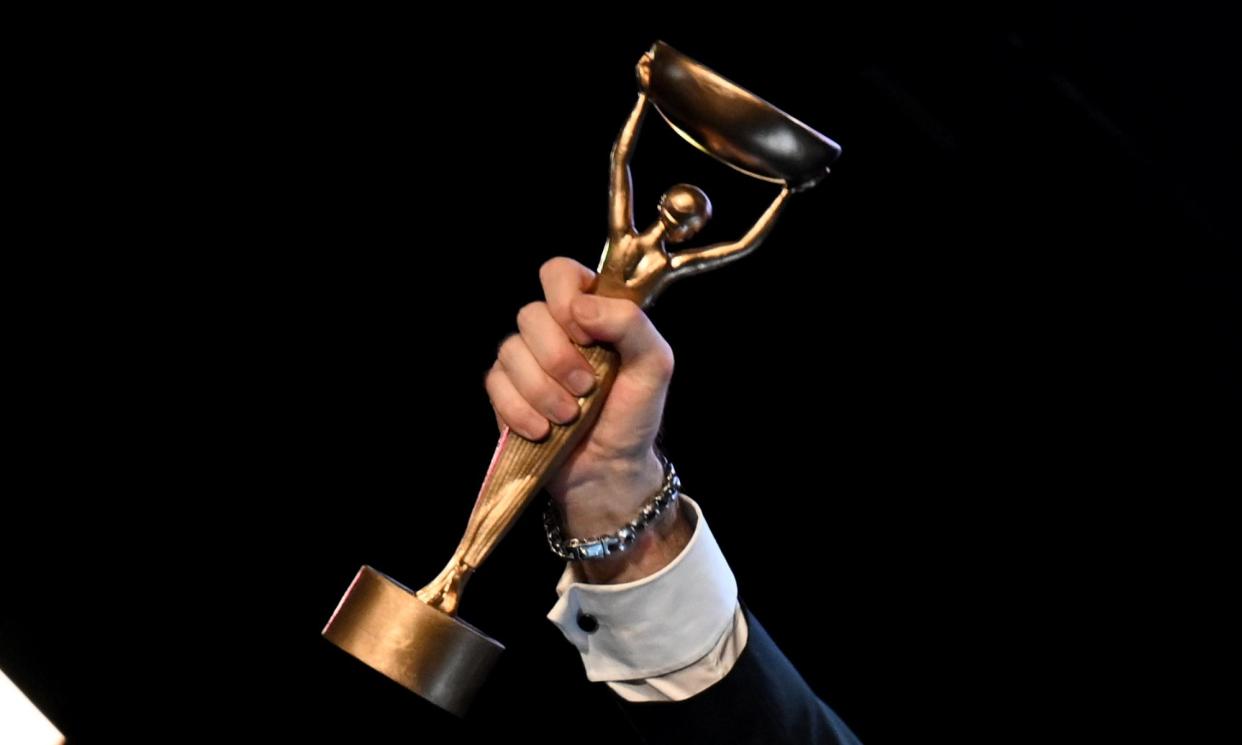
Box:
415;343;620;615
323;336;620;717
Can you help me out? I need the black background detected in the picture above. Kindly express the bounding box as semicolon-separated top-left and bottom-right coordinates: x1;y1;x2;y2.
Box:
3;14;1237;743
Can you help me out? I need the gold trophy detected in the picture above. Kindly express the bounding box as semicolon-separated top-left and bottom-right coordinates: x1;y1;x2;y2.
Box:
322;41;841;716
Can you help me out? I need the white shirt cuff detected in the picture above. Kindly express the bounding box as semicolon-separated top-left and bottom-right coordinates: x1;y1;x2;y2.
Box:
606;604;747;702
546;495;739;682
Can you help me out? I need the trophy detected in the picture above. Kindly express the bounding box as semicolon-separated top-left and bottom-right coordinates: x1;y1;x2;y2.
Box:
322;40;841;716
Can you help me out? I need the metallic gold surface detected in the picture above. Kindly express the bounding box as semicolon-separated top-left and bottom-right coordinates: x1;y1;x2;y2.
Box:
323;343;619;715
324;40;840;716
415;342;620;615
323;566;503;717
645;41;841;190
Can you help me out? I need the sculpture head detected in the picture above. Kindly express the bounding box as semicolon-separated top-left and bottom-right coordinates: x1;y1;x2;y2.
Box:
657;184;711;243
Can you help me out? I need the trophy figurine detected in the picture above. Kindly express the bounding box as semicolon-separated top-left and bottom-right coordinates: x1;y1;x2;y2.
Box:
322;41;841;716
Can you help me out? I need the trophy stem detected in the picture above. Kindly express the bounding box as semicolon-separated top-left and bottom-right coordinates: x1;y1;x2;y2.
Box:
416;343;621;615
324;343;620;714
416;559;474;615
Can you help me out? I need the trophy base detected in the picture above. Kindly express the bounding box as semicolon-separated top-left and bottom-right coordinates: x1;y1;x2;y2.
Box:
322;565;504;717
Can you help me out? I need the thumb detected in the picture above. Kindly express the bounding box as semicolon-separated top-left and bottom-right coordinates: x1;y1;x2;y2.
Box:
571;294;674;384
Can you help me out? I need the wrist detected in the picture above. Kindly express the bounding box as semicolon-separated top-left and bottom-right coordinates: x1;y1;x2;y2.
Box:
578;501;692;585
555;449;665;539
549;450;694;585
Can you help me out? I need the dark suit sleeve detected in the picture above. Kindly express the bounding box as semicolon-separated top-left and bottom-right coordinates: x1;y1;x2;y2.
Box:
614;606;862;745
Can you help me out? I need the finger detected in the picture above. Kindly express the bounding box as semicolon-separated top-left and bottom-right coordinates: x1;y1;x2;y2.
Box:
497;334;582;426
517;301;597;397
569;295;674;384
485;361;549;441
539;257;596;345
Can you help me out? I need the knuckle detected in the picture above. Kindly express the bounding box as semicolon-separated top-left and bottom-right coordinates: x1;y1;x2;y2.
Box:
544;347;577;376
615;301;642;327
654;342;676;379
483;362;504;390
497;334;522;365
539;257;570;283
516;301;545;328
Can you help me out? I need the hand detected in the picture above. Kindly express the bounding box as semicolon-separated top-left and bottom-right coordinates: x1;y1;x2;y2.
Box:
485;258;689;582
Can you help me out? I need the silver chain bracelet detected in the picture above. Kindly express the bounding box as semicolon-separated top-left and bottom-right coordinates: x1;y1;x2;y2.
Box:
543;454;681;561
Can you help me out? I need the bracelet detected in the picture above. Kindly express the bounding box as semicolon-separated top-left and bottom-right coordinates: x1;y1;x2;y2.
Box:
543;454;681;561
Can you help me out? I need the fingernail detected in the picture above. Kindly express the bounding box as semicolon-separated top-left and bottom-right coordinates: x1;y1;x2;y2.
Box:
519;421;548;441
568;369;596;396
572;295;600;321
554;398;581;424
567;321;591;346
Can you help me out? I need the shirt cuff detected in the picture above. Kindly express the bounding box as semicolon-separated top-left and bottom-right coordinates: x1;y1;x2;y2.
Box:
546;494;739;682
